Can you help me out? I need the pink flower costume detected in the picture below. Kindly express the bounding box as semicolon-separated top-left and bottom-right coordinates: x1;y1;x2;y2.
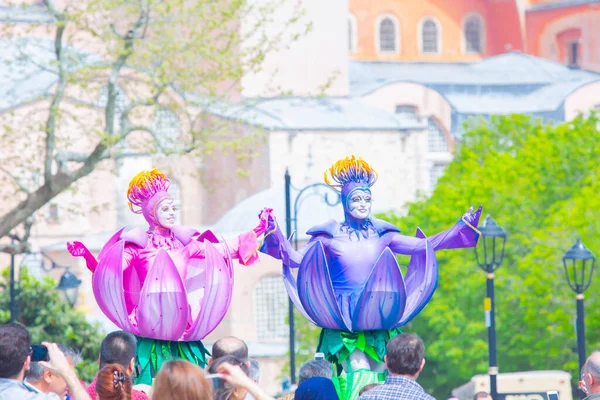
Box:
68;169;270;384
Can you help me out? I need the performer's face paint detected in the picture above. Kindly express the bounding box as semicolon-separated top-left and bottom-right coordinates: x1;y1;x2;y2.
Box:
346;189;371;220
156;198;177;228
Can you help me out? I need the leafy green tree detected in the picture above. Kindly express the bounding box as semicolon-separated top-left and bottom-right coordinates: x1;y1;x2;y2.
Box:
290;114;600;398
0;0;308;253
381;114;600;398
0;268;103;382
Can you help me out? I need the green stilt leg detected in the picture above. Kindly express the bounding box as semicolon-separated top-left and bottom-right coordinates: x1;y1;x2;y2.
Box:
134;336;210;385
317;328;401;400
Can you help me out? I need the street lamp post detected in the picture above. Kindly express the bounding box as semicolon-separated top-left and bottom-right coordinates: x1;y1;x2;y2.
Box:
283;169;341;384
9;238;17;323
56;268;83;308
562;238;595;395
10;251;82;322
474;215;507;400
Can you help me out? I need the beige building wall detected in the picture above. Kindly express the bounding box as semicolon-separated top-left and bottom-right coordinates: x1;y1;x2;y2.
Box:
241;0;350;97
268;127;442;214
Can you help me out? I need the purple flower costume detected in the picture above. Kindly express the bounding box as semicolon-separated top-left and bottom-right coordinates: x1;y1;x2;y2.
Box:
261;156;481;399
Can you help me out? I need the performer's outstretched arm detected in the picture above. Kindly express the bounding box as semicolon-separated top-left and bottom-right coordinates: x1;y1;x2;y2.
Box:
388;206;482;255
67;241;98;272
185;208;275;266
260;219;326;269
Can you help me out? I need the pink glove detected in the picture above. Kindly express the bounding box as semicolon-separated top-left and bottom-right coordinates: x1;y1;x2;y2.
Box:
67;241;98;272
67;241;88;257
254;208;274;236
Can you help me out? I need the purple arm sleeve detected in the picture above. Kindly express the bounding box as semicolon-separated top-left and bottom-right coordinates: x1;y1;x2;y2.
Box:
388;219;480;255
260;221;326;269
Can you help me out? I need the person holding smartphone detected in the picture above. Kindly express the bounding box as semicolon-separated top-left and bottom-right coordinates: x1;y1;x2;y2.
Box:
208;356;276;400
0;323;91;400
24;344;80;398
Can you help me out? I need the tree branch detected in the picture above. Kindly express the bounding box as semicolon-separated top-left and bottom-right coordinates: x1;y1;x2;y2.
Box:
0;166;30;194
43;0;68;191
105;4;150;137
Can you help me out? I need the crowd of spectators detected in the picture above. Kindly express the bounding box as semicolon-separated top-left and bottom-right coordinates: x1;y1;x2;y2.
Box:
2;322;583;400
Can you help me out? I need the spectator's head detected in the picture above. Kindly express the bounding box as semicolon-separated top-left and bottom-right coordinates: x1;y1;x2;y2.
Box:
384;333;425;379
27;345;80;397
153;360;211;400
474;392;492;400
582;351;600;395
248;358;260;383
359;383;380;396
208;355;249;400
96;363;132;400
0;323;31;380
298;359;333;384
295;377;340;400
211;337;248;363
99;331;137;374
447;397;459;400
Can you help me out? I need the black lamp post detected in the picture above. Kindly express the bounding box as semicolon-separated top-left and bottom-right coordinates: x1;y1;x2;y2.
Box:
284;169;341;385
562;239;595;391
474;215;507;400
56;268;83;308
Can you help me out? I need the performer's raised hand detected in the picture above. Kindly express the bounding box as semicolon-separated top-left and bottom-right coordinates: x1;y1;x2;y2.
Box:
254;208;274;236
67;241;88;257
462;205;483;227
67;241;98;272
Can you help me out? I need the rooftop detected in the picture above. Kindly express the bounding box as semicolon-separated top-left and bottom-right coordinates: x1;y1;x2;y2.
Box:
350;52;600;114
192;95;428;131
0;37;100;112
0;4;54;24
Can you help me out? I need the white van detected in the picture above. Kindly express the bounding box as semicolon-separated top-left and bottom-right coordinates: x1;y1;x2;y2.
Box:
452;370;573;400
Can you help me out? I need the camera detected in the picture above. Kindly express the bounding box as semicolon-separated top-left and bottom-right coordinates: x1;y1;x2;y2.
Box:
31;345;49;362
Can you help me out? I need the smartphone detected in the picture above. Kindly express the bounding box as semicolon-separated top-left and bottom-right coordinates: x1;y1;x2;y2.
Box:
547;391;560;400
31;345;49;362
205;373;226;390
314;352;325;360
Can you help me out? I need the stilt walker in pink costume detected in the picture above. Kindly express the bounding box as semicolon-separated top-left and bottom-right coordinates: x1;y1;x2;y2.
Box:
68;169;272;384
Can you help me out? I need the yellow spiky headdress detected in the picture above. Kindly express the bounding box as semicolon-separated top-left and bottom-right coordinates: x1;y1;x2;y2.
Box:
324;156;378;193
126;169;172;228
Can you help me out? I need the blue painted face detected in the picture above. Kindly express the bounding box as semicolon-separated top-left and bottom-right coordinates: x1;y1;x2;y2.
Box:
345;189;372;220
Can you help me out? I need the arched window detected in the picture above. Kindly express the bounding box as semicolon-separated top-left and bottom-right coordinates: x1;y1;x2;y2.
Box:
376;15;399;53
348;14;358;53
151;108;181;149
395;104;419;122
428;118;449;152
463;14;484;54
254;275;288;340
420;18;440;54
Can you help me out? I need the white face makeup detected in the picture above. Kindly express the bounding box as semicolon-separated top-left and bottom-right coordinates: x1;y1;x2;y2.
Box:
347;189;372;220
156;198;178;228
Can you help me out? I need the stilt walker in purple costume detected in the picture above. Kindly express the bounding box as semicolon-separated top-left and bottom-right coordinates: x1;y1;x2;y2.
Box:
261;156;482;400
67;169;273;385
